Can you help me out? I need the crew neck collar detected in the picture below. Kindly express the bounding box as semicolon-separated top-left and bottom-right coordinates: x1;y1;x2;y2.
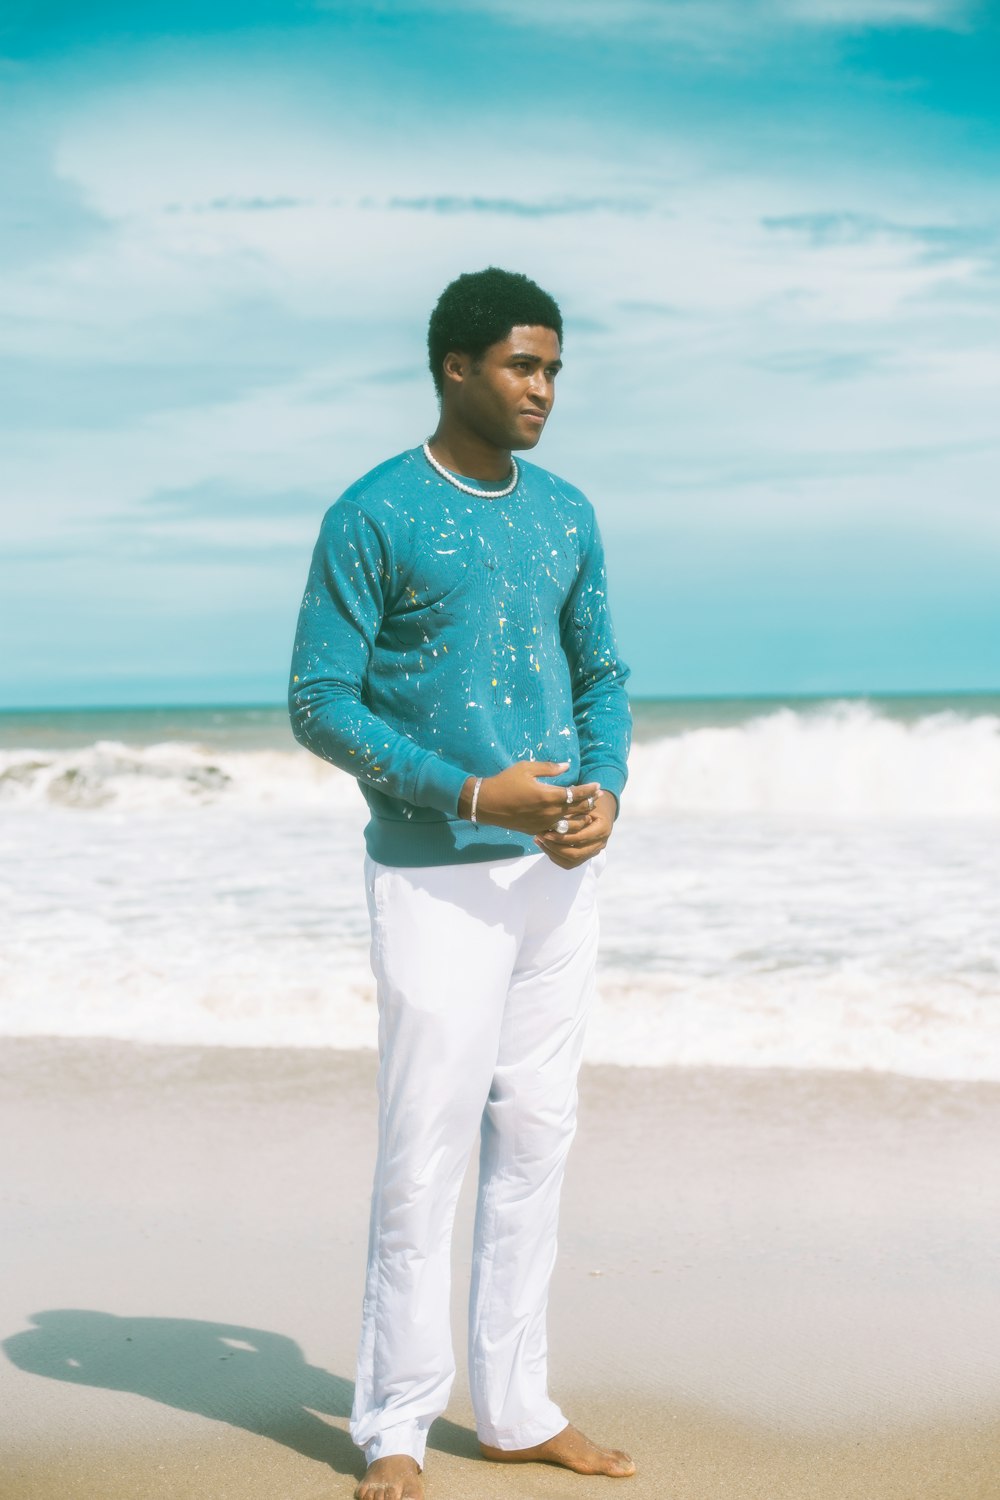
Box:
416;444;524;497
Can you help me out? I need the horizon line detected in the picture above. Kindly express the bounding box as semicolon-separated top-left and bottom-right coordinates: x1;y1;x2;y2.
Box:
2;687;1000;716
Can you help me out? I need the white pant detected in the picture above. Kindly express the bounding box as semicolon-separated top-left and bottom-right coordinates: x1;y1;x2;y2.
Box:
350;846;607;1466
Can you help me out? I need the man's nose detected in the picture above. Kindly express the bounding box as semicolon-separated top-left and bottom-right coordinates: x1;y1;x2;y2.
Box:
528;372;551;406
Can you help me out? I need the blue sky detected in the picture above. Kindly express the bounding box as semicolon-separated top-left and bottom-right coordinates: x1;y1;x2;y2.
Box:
2;0;998;705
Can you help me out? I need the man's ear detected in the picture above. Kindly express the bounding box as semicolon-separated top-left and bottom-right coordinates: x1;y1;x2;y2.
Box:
442;350;469;387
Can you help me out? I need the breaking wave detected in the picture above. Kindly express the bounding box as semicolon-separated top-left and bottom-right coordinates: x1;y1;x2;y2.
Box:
2;701;998;818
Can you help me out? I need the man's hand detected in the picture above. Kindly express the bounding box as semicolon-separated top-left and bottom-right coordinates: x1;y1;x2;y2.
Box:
534;788;616;870
459;760;602;840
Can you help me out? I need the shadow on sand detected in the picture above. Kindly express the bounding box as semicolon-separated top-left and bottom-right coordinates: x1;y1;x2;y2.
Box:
3;1310;481;1479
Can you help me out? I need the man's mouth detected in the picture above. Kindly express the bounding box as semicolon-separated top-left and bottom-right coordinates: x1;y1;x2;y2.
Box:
521;411;547;424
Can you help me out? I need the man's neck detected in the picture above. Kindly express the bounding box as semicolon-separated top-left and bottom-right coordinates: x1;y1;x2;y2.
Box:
427;421;512;483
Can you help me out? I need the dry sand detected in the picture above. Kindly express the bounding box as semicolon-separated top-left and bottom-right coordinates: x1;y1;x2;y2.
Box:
1;1038;999;1499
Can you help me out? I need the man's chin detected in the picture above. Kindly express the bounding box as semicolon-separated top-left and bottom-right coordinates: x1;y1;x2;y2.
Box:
509;427;545;452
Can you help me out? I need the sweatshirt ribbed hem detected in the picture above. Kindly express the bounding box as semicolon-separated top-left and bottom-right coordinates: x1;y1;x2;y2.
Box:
364;815;540;867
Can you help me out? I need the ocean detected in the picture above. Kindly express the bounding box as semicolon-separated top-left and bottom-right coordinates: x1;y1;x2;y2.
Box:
2;695;998;1080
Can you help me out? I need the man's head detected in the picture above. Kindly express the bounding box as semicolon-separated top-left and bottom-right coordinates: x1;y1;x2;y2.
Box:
427;268;564;452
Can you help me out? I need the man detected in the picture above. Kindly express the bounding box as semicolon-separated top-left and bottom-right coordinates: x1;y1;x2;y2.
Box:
289;267;634;1500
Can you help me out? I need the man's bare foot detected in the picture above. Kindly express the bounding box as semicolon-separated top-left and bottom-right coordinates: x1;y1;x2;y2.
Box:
354;1454;423;1500
480;1421;636;1477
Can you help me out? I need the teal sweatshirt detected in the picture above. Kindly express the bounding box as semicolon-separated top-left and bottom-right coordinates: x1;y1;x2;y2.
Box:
288;445;632;866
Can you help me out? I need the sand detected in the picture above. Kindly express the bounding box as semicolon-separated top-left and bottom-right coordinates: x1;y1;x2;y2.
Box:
2;1038;999;1499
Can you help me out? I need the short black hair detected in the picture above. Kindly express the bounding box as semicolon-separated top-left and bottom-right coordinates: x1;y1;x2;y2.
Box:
427;267;563;396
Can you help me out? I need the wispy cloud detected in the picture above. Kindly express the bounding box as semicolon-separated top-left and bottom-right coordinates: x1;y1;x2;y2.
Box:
660;434;999;492
780;0;974;27
763;209;998;254
171;195;313;214
455;0;975;43
761;211;1000;291
385;195;651;217
749;346;887;382
161;192;653;220
0;132;111;272
142;478;328;518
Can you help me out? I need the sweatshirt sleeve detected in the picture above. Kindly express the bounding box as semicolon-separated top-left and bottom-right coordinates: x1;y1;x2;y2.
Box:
288;500;472;815
559;508;633;820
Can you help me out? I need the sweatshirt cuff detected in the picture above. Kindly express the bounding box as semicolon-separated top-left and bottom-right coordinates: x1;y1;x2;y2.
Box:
579;764;626;821
414;753;473;817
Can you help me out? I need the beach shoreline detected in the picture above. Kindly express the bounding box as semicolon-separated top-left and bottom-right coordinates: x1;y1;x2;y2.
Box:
2;1038;999;1498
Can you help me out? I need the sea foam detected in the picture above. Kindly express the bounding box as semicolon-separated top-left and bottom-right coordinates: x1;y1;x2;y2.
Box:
2;700;997;1080
2;701;999;818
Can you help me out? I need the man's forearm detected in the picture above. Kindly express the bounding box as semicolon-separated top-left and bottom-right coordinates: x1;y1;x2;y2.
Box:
290;675;471;816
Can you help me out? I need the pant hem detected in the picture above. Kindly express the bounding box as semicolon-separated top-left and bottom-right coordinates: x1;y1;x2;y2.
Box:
359;1428;428;1468
477;1413;569;1451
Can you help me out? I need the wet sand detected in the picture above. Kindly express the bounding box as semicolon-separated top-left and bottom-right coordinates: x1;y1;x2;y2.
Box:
2;1038;999;1499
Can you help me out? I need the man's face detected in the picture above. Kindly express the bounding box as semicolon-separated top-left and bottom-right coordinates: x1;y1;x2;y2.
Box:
448;325;562;451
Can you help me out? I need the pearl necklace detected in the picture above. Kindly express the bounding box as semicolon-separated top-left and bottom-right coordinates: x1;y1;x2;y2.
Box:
422;440;519;499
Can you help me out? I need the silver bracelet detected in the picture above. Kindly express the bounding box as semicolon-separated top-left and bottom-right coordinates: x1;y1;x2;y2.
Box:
470;776;484;826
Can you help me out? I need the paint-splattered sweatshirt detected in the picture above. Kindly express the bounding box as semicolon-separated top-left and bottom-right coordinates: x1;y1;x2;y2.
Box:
288;445;632;866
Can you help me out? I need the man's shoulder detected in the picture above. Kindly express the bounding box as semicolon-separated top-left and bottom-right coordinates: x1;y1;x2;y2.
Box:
317;448;422;536
316;447;425;555
518;458;596;523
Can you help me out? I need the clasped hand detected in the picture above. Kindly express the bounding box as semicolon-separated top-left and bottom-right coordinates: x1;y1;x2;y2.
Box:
465;760;614;871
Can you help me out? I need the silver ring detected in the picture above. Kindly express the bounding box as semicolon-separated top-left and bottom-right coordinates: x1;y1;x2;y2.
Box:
554;818;570;834
565;787;574;804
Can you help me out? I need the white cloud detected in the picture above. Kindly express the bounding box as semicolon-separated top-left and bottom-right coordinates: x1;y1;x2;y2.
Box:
441;0;974;41
2;41;998;594
781;0;973;27
3;16;998;700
